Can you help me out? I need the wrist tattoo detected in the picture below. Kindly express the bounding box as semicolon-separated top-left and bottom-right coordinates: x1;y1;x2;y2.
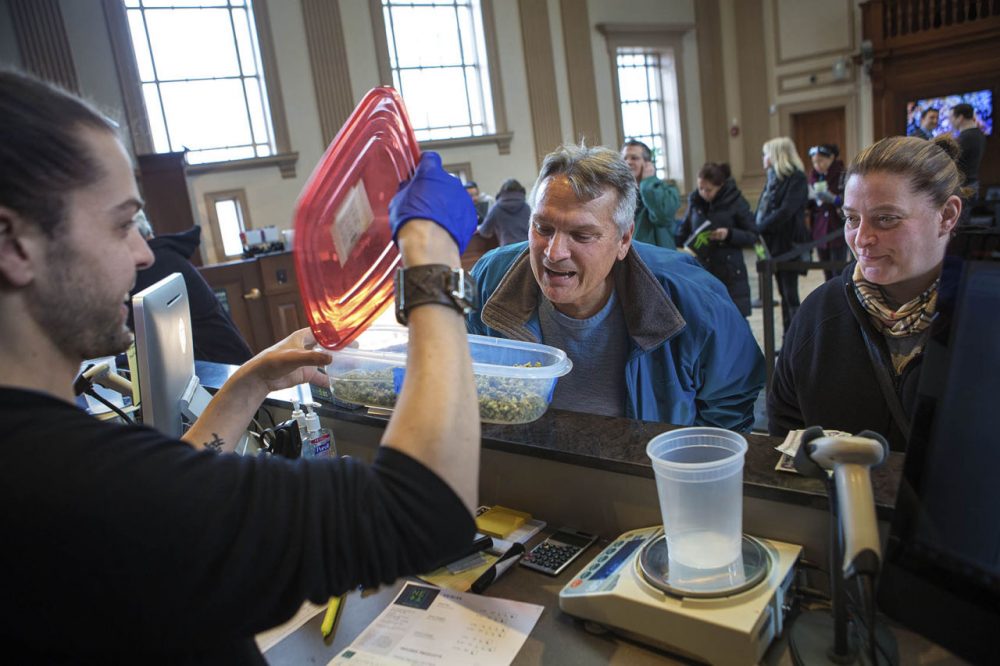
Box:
204;433;225;453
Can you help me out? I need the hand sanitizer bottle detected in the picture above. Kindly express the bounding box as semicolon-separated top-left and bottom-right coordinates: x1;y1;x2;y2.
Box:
302;404;335;458
290;399;308;441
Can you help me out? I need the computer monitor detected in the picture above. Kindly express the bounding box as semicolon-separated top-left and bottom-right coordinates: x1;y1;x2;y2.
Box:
878;229;1000;664
132;273;211;438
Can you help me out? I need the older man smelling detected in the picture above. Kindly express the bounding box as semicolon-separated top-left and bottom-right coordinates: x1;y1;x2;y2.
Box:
467;144;765;431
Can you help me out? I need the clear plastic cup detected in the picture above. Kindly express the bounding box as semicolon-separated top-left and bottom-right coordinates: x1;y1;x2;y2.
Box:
646;427;748;591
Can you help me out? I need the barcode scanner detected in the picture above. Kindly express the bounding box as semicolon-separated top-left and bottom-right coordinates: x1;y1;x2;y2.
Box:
796;428;889;578
791;428;894;665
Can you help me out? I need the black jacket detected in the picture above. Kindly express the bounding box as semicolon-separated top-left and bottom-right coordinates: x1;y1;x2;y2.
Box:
767;263;920;451
130;227;254;365
677;178;758;316
756;169;809;259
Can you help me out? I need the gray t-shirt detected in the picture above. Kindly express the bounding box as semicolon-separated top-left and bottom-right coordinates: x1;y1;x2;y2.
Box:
539;290;629;417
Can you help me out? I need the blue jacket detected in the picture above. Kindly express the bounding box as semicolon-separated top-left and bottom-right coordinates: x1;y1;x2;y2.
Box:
467;242;765;431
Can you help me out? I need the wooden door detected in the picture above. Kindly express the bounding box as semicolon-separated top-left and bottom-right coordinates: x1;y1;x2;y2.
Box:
199;260;271;353
791;107;847;169
267;292;308;342
258;252;308;345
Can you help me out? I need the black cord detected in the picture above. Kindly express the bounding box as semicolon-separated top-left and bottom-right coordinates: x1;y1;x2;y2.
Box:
261;406;276;429
794;585;832;603
797;557;828;575
84;388;135;424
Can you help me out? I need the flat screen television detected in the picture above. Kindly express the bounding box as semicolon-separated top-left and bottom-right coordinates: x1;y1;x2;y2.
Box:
132;273;211;438
906;88;993;138
877;229;1000;664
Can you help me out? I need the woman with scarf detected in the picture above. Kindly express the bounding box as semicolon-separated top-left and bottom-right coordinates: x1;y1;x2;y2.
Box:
677;162;758;316
768;135;964;451
807;144;848;281
756;137;809;333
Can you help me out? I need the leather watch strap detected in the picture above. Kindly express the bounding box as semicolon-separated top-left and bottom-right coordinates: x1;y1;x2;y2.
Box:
394;264;476;325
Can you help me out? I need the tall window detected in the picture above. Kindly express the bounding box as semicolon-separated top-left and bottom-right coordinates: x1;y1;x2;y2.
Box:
380;0;495;141
616;48;683;182
123;0;275;164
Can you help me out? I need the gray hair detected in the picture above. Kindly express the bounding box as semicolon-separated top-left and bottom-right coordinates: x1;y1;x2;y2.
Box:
530;143;637;237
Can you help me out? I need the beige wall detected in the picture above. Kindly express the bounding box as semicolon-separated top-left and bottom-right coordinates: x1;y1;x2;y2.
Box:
715;0;871;198
1;0;873;263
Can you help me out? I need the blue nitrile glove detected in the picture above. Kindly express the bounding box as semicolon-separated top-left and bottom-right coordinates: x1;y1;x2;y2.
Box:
389;152;478;254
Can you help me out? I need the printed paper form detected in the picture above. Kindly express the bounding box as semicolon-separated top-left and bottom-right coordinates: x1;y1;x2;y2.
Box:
327;582;543;666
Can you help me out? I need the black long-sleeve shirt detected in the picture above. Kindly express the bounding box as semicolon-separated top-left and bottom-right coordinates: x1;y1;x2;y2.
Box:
956;126;986;187
0;388;474;664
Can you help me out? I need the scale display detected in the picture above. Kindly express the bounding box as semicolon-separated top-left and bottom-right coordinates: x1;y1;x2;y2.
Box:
559;526;802;666
590;537;644;581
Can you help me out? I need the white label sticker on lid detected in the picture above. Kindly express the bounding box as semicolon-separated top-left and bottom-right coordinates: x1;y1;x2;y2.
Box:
331;180;375;267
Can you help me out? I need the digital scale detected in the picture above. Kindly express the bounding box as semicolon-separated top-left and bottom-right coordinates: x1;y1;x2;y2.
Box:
559;526;801;666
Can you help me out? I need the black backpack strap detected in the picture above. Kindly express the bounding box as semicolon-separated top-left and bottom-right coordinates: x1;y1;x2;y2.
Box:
858;323;912;444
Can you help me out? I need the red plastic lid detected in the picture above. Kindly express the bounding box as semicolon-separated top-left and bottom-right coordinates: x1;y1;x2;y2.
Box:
294;87;420;350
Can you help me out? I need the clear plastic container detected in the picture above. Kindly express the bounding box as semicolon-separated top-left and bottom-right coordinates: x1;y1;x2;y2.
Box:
646;427;748;592
294;87;421;351
326;326;573;424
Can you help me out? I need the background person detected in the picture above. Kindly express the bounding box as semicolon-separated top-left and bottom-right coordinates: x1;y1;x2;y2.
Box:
949;102;986;199
129;211;253;365
464;180;494;224
909;107;939;140
756;137;809;334
768;135;963;451
475;178;531;246
807;144;848;281
676;162;758;317
621;139;681;250
468;144;764;432
0;70;480;663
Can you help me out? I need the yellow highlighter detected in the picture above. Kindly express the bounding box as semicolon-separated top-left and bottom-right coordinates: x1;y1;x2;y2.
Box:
321;594;345;643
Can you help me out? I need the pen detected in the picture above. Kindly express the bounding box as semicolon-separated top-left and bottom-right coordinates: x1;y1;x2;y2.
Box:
321;594;345;643
470;542;526;594
427;534;494;571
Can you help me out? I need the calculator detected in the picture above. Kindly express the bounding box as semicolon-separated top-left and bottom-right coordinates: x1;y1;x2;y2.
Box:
520;527;598;576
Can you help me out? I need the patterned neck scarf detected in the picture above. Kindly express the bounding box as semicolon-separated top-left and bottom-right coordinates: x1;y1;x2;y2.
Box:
852;263;938;373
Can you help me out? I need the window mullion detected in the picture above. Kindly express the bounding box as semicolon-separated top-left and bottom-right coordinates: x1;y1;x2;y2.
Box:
244;2;274;151
452;1;475;136
137;6;174;152
384;5;404;92
647;55;659;175
225;3;258;157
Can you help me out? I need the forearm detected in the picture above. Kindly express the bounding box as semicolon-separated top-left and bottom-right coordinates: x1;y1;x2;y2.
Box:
382;221;480;512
